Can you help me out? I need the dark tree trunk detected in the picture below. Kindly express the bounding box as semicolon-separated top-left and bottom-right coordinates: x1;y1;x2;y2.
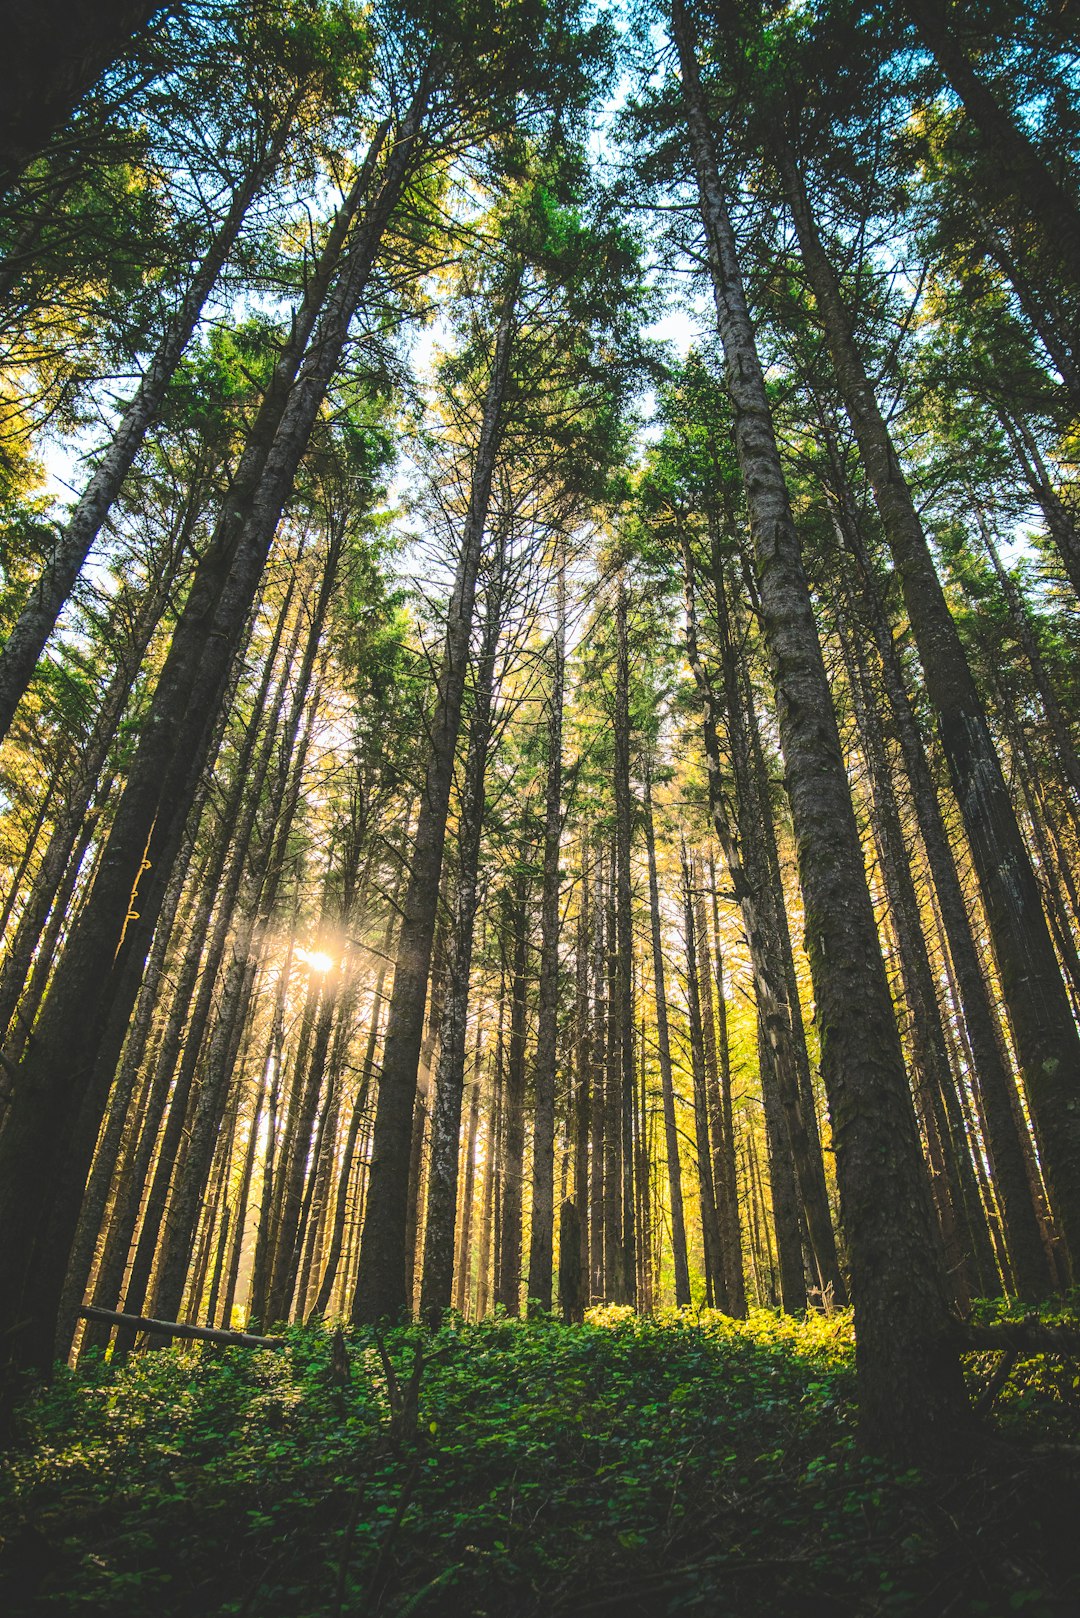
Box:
613;577;636;1309
0;92;430;1391
681;847;725;1307
681;536;832;1308
644;772;691;1307
454;1078;482;1317
420;570;504;1322
571;872;592;1301
559;1201;585;1323
495;866;530;1317
838;605;988;1304
353;278;517;1325
674;0;969;1457
822;442;1053;1297
527;565;566;1314
588;860;607;1301
776;132;1080;1273
706;872;747;1317
602;877;624;1302
0;1;171;180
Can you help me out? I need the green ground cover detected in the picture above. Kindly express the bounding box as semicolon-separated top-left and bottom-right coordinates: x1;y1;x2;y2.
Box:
1;1309;1077;1616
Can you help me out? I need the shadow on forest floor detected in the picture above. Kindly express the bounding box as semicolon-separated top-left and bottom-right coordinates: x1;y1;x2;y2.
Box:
0;1307;1078;1616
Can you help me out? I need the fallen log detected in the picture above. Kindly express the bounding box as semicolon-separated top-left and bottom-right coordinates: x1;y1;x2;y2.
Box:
960;1315;1080;1355
78;1305;284;1350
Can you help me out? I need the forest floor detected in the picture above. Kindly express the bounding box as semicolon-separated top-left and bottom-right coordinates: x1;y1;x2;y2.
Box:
0;1307;1078;1617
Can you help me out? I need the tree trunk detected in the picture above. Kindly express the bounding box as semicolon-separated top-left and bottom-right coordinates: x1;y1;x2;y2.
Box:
644;771;691;1307
706;873;747;1317
681;535;831;1308
680;846;725;1307
353;276;517;1325
673;0;969;1456
527;565;566;1314
822;444;1053;1297
588;859;607;1301
495;866;530;1317
0;117;292;744
0;89;430;1391
571;870;592;1301
776;131;1080;1275
420;568;505;1321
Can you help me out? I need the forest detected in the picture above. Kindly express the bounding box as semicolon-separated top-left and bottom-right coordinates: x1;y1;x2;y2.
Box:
0;0;1079;1612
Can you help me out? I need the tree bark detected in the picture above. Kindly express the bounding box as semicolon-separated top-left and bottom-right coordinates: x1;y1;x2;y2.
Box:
644;771;691;1307
612;576;637;1308
0;91;429;1390
495;865;530;1316
0;117;292;745
527;566;566;1313
419;569;504;1321
775;134;1080;1272
673;0;969;1457
353;276;517;1324
822;443;1053;1297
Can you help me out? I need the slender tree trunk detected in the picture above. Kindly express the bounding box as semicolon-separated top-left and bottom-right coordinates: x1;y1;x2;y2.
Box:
476;1007;503;1320
776;133;1080;1272
420;570;505;1320
681;846;724;1306
674;0;969;1456
527;566;566;1314
823;449;1052;1296
455;1078;482;1317
644;772;691;1306
107;575;308;1345
681;537;831;1307
0;118;293;744
353;278;517;1324
0;93;430;1390
602;876;624;1302
612;576;637;1308
572;869;592;1299
495;866;530;1317
588;860;607;1301
706;874;747;1316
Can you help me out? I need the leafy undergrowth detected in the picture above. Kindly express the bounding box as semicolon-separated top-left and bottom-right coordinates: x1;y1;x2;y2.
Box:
1;1307;1078;1617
